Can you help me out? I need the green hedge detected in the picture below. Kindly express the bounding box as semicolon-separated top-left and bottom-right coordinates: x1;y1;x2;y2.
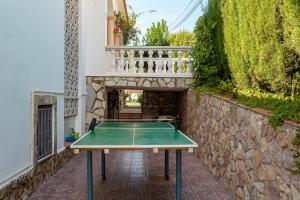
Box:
192;0;300;96
222;0;300;95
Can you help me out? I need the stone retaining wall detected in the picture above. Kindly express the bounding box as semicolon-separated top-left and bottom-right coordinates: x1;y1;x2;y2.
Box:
179;89;300;200
142;91;178;119
86;76;192;126
0;148;74;200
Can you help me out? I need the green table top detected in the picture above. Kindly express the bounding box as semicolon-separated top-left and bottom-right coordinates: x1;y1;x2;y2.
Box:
71;122;198;149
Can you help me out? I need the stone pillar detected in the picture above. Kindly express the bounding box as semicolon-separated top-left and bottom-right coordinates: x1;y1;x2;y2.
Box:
114;32;124;46
107;16;115;45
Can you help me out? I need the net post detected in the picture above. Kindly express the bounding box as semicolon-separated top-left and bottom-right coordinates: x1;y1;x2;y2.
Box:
174;116;178;130
89;118;97;132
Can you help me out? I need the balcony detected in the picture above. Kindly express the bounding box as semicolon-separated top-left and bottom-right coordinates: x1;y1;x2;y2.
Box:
105;46;192;77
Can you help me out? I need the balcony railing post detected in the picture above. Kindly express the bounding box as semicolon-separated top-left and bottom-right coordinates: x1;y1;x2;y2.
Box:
125;60;129;72
158;50;163;74
111;50;116;72
187;53;192;74
167;50;173;73
139;50;144;73
129;50;135;73
177;51;183;74
149;50;154;73
120;50;125;72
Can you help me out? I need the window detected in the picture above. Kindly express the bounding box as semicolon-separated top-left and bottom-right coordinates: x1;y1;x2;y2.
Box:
37;105;53;160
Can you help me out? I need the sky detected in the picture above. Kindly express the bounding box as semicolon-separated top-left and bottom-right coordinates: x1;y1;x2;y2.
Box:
126;0;208;35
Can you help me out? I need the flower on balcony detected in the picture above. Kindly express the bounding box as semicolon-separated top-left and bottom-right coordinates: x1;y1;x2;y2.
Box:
114;9;140;45
114;24;123;33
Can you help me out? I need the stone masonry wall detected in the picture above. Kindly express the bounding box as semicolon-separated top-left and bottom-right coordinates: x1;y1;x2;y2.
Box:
178;89;300;200
0;148;73;200
86;76;192;127
142;91;178;119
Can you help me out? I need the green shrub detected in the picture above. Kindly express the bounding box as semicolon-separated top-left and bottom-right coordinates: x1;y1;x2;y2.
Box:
218;80;236;98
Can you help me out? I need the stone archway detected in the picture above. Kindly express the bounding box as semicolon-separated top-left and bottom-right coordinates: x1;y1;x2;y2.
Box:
85;76;192;128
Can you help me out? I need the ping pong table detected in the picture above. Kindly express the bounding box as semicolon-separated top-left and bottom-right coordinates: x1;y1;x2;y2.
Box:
71;120;198;200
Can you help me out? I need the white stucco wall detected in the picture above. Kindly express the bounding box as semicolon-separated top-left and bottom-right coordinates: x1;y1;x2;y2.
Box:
0;0;65;187
81;0;107;76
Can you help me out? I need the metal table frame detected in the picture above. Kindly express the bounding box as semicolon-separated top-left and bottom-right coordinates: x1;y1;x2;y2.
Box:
86;149;182;200
73;119;197;200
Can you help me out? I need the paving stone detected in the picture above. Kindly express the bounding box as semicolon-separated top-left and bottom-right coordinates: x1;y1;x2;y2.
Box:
28;151;232;200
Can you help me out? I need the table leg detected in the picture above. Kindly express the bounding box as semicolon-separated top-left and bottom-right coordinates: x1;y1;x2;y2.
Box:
165;150;169;180
87;151;93;200
101;150;106;180
176;149;182;200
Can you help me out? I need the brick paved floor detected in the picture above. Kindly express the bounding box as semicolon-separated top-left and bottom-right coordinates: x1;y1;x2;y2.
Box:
29;151;232;200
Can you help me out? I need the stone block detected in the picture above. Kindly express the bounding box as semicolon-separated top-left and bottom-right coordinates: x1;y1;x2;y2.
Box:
92;100;102;110
167;81;175;87
93;77;104;81
281;149;293;169
96;90;105;101
291;184;300;200
276;131;295;148
254;182;264;193
93;108;104;117
86;83;96;112
128;81;136;87
91;82;101;92
143;81;150;87
117;80;127;86
185;78;193;85
137;78;144;86
158;78;166;87
176;78;185;87
104;80;116;86
264;165;275;180
164;78;171;83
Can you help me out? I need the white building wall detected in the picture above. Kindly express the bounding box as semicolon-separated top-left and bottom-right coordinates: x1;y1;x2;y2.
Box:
0;0;65;187
81;0;107;76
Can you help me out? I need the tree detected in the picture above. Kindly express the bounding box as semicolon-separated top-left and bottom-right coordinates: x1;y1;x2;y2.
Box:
169;30;196;46
115;6;141;45
192;0;230;87
143;19;170;46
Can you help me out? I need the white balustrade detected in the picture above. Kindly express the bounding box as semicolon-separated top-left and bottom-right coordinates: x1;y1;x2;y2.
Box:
105;46;192;77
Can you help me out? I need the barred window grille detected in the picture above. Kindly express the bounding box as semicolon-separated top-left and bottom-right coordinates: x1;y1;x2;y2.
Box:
37;105;53;160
